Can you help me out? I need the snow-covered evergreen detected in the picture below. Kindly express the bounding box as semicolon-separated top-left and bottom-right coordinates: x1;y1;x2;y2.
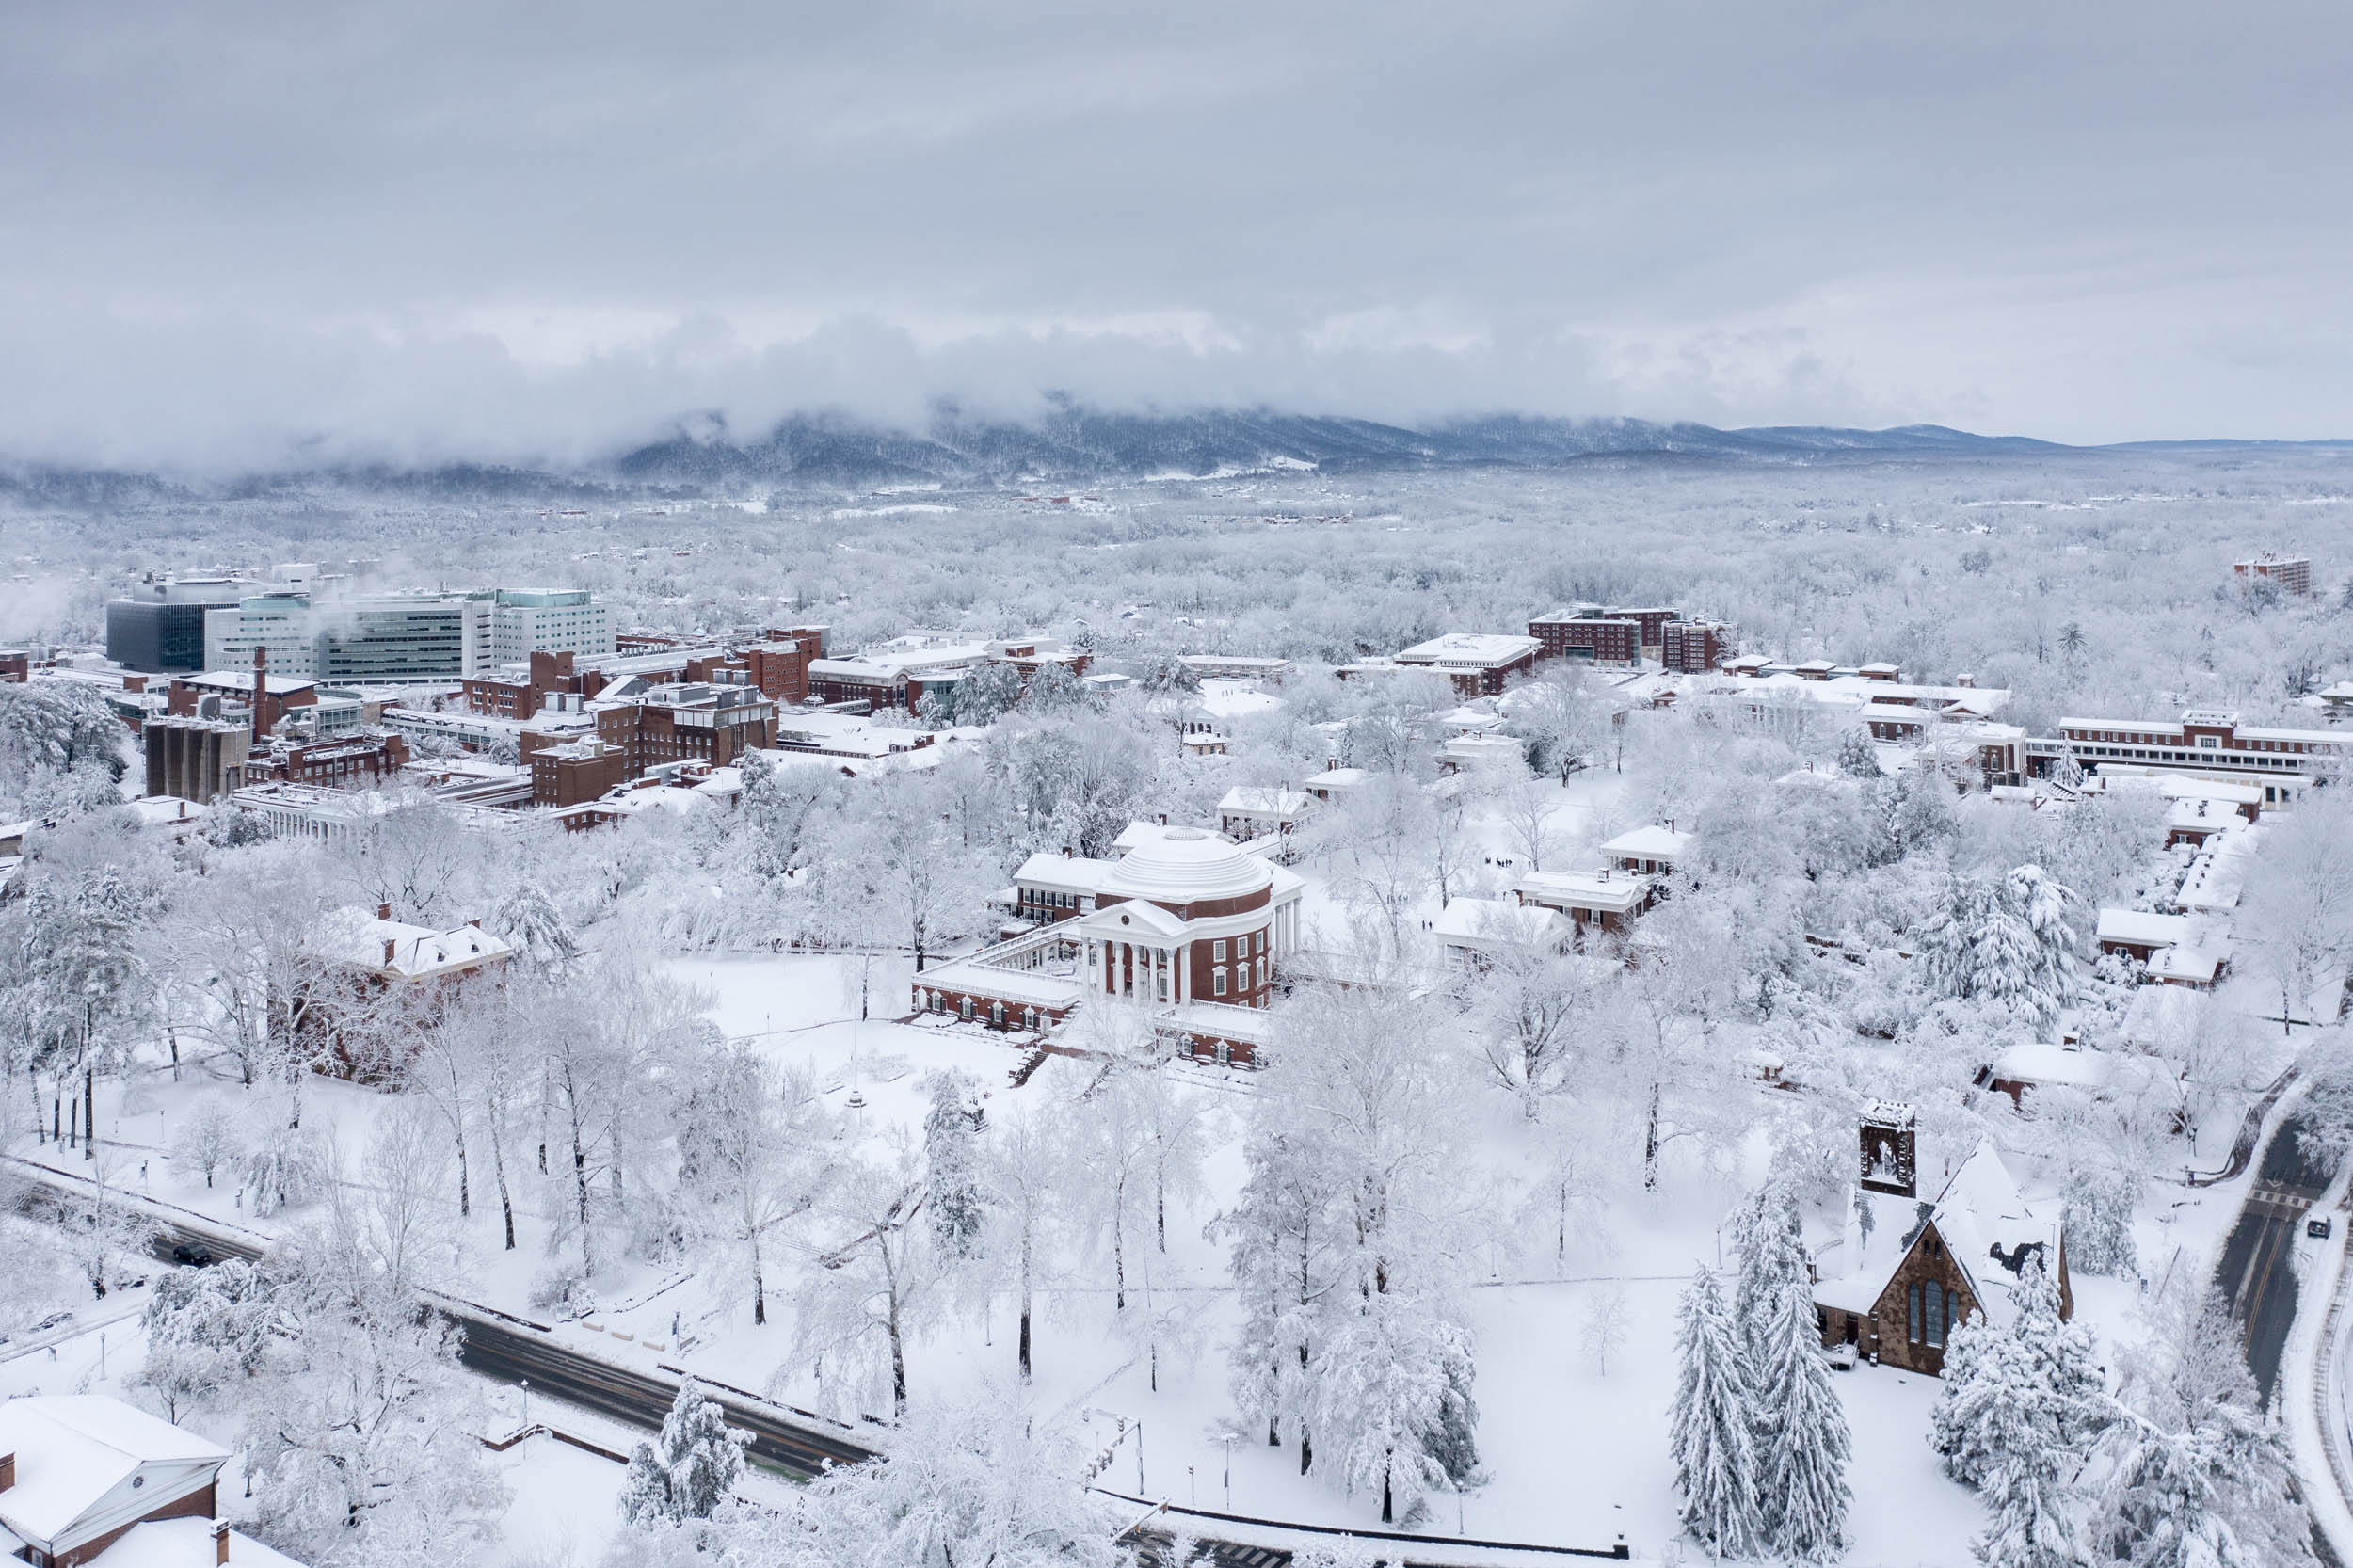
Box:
1733;1184;1849;1562
1668;1265;1762;1558
2093;1289;2312;1568
621;1379;751;1527
923;1071;986;1261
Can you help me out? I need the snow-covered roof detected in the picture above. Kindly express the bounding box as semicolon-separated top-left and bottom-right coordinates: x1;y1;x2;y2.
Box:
1013;853;1117;893
89;1519;307;1568
176;670;316;696
2177;828;2254;913
1219;786;1311;818
1113;820;1185;854
1197;683;1283;720
310;906;514;978
2168;797;2232;833
2151;941;2228;984
1302;766;1369;791
1601;824;1694;862
1393;632;1543;669
1433;897;1573;952
1813;1142;2060;1332
600;785;710;817
2161;776;2264;806
1442;734;1525;767
1989;1041;2115;1090
1513;870;1649;913
0;1397;231;1557
2095;908;2191;949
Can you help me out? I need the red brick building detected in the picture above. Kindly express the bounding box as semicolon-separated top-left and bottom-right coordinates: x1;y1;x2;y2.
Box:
1661;619;1732;673
0;1395;300;1568
1529;608;1641;666
745;625;828;704
462;648;597;719
2234;553;2313;596
245;730;410;790
530;736;634;807
165;669;316;732
594;681;777;774
920;827;1305;1066
1392;632;1543;696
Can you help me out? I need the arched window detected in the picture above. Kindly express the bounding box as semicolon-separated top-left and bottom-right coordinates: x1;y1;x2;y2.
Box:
990;1000;1005;1028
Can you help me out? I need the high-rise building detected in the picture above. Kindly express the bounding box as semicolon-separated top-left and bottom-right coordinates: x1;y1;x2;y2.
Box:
484;589;615;665
104;577;251;673
203;586;610;682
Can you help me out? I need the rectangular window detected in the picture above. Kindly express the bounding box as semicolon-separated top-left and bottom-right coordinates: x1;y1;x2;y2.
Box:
1213;968;1228;996
1213;939;1227;962
1908;1281;1923;1344
1257;957;1268;986
1925;1283;1946;1349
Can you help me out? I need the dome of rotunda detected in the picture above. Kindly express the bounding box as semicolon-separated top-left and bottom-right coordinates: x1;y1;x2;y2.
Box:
1100;827;1273;904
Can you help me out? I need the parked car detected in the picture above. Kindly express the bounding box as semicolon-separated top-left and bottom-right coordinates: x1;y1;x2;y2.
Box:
2310;1216;2334;1240
171;1240;216;1267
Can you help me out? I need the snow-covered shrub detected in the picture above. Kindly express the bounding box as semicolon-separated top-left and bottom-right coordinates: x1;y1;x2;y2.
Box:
2061;1165;2139;1276
243;1127;329;1217
528;1262;593;1316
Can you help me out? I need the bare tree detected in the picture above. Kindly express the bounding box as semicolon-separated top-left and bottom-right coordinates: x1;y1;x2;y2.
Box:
1491;768;1561;873
2239;799;2353;1033
681;1046;827;1325
791;1134;936;1419
982;1106;1067;1384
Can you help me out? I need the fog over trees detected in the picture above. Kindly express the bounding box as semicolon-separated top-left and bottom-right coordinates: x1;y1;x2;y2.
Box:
1;440;2348;1566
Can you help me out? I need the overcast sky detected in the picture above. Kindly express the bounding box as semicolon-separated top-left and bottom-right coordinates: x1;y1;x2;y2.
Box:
3;0;2346;470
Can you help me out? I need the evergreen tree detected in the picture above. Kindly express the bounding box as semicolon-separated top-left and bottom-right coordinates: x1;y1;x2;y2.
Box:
622;1380;750;1526
1975;1429;2089;1568
2010;1252;2105;1452
1933;1254;2105;1494
952;661;1026;726
1730;1183;1806;1370
1753;1269;1851;1561
1836;726;1885;779
923;1073;986;1260
2060;1162;2139;1276
1668;1266;1762;1557
2095;1290;2310;1568
1930;1310;2010;1487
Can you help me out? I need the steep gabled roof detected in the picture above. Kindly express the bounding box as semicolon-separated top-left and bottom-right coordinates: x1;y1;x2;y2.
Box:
1812;1141;2060;1330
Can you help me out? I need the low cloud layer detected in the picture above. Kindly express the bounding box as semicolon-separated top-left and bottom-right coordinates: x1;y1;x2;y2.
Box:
4;0;2346;471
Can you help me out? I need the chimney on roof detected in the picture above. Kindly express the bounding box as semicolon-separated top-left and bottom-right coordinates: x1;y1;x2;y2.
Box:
216;1519;231;1565
251;644;267;744
1;1449;14;1491
383;939;396;966
1955;672;1976;688
376;902;392;921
